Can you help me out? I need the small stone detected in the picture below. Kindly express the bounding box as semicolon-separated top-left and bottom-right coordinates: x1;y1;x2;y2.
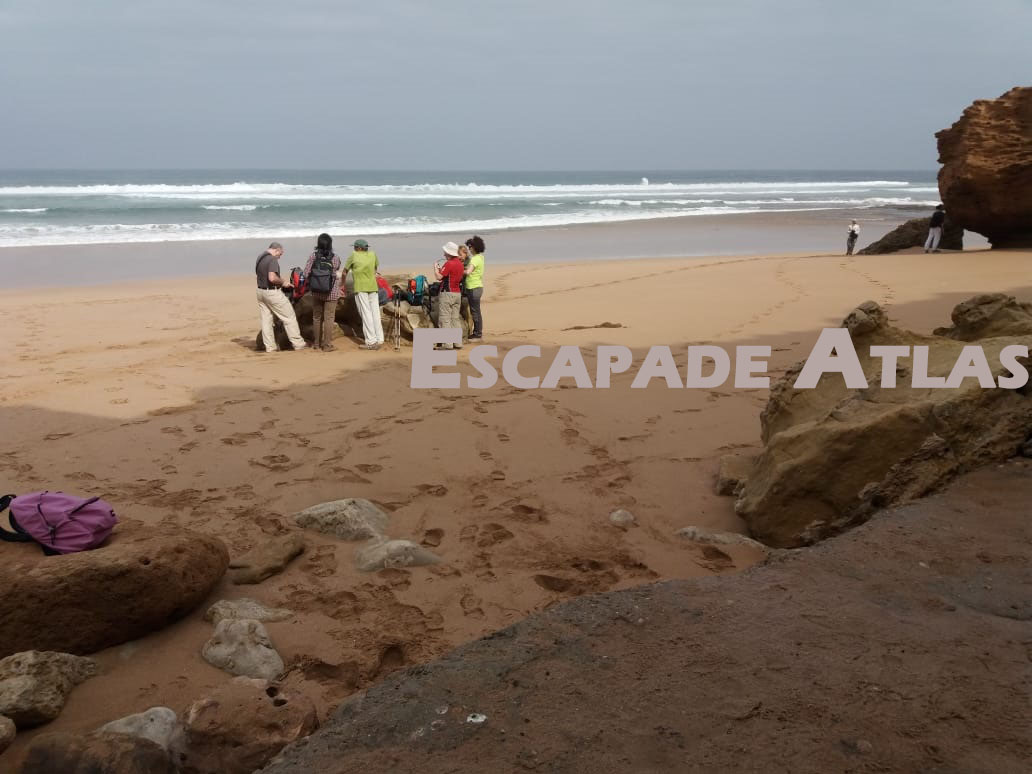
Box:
204;599;294;625
856;739;873;755
355;539;442;572
99;706;180;752
609;509;636;529
676;526;768;551
0;651;97;728
201;619;284;680
0;714;14;754
295;499;388;541
229;533;306;585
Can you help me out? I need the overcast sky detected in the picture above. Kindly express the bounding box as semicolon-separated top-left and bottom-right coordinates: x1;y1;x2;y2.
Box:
2;0;1029;170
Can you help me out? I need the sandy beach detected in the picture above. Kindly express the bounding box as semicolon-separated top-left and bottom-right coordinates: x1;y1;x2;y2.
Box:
2;237;1030;767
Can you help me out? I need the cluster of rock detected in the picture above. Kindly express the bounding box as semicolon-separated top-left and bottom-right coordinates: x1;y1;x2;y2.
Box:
719;293;1032;547
857;216;962;255
18;677;317;774
936;86;1032;248
294;497;442;571
256;275;474;351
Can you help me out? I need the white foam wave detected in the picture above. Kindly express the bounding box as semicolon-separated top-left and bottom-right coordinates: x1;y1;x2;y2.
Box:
202;204;262;211
2;207;48;213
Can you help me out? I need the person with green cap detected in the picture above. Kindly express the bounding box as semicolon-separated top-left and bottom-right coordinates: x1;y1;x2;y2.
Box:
344;238;384;350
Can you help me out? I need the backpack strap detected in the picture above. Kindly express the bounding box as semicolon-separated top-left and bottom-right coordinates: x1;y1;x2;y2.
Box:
0;496;33;544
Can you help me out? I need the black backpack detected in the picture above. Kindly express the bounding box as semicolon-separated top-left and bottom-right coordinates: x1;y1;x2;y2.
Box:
308;254;335;295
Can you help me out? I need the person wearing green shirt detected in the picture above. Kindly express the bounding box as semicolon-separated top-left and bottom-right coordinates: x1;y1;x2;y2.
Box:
344;238;384;350
463;235;486;340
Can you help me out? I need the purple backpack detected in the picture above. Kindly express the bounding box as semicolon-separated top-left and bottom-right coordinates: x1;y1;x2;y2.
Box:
0;491;118;555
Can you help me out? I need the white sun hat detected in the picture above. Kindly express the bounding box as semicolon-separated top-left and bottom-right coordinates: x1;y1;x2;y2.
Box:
442;241;460;257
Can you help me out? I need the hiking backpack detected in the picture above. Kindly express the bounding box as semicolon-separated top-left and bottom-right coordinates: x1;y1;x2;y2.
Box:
289;266;308;300
308;254;335;295
0;491;118;555
406;275;429;306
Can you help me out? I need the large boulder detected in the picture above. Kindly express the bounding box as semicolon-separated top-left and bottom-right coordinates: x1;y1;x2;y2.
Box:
0;651;97;728
0;524;228;658
856;216;962;254
0;714;14;754
936;86;1032;248
19;731;176;774
933;293;1032;341
734;297;1032;547
99;706;182;753
178;677;317;774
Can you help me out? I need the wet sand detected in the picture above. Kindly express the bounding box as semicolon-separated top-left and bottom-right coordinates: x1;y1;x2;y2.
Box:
0;243;1026;768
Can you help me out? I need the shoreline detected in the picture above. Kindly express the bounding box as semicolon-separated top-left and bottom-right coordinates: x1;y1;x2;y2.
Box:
0;208;986;289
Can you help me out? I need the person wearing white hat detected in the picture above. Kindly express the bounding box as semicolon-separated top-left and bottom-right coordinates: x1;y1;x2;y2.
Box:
434;241;465;349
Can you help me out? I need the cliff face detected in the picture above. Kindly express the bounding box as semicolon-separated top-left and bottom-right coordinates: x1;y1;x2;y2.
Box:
936;86;1032;247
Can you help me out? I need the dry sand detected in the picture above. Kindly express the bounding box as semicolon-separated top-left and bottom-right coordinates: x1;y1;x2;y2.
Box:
1;244;1030;766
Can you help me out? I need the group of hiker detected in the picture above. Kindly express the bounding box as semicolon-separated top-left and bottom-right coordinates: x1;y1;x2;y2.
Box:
844;204;947;256
254;234;486;353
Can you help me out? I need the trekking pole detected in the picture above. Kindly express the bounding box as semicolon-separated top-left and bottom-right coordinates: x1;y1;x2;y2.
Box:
393;296;401;351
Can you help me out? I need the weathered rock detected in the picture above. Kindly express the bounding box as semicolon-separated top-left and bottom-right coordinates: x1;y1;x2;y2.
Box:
715;455;754;496
0;651;97;728
355;539;442;572
19;731;176;774
179;677;317;774
737;297;1032;547
856;216;962;255
295;498;388;541
0;523;228;658
932;293;1032;341
99;706;181;752
936;86;1032;248
204;599;294;625
202;619;284;680
228;533;305;585
608;509;636;529
675;526;768;551
0;714;14;754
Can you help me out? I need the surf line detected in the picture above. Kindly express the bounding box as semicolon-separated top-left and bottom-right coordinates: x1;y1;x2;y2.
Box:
410;328;1030;391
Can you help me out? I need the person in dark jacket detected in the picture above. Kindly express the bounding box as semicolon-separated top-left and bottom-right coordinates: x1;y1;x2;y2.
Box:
925;205;946;253
303;233;342;351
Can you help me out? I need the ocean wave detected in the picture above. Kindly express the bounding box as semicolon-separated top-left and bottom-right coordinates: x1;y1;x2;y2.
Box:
202;204;262;211
2;207;48;213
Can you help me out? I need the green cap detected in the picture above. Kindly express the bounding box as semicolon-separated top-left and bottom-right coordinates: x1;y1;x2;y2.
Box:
353;238;369;248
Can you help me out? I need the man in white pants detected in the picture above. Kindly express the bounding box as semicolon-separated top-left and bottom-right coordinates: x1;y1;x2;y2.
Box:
256;242;307;352
345;239;384;350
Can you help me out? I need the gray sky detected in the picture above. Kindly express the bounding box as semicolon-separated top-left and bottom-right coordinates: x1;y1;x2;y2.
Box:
2;0;1029;170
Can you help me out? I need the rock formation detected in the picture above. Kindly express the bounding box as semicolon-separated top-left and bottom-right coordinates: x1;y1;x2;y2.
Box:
294;498;389;541
857;216;962;254
936;86;1032;247
179;677;317;774
228;533;306;585
19;731;176;774
0;524;228;658
202;619;284;680
732;295;1032;547
204;599;293;626
0;651;97;728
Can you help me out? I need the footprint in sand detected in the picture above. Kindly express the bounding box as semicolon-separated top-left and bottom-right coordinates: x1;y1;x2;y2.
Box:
179;441;198;453
416;484;448;497
561;428;580;440
193;424;207;433
303;545;338;578
478;451;492;460
43;432;73;441
421;528;444;547
161;426;183;435
250;454;297;472
460;593;485;619
356;463;382;474
472;493;489;507
475;523;514;548
110;399;129;405
497;433;510;443
221;432;263;446
490;470;506;482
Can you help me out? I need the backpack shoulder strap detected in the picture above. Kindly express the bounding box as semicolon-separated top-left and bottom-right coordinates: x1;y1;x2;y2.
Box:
0;495;33;543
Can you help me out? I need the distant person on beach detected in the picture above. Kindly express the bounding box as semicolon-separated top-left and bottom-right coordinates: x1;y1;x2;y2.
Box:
846;220;860;255
303;233;342;351
344;238;384;350
434;241;465;349
925;204;946;253
255;241;307;352
464;235;486;339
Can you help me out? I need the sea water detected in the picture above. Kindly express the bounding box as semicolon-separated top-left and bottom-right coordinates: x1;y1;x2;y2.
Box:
0;170;939;248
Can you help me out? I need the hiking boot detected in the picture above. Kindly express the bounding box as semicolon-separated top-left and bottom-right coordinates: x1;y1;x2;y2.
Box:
359;343;380;350
321;344;336;352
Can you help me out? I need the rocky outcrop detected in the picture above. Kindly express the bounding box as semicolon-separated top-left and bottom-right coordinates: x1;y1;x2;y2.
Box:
256;462;1031;774
0;524;228;658
933;293;1032;341
0;715;14;754
734;296;1032;548
180;677;317;774
0;651;97;728
229;533;305;585
99;706;182;754
202;619;284;680
19;731;176;774
936;86;1032;247
856;216;962;254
